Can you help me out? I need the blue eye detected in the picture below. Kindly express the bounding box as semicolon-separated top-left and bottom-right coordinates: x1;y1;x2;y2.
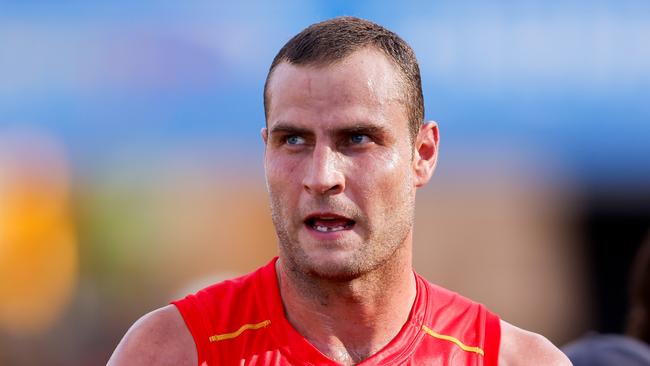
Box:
350;134;370;144
286;135;305;145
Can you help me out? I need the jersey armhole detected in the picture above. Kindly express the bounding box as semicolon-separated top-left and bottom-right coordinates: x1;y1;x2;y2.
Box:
171;296;209;366
483;311;501;366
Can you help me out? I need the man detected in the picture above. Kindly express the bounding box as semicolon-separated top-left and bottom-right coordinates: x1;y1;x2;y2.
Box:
109;17;571;365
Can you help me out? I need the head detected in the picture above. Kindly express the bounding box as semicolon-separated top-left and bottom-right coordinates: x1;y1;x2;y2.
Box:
262;17;438;281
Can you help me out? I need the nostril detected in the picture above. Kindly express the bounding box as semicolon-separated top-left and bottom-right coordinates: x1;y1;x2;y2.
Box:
303;175;344;195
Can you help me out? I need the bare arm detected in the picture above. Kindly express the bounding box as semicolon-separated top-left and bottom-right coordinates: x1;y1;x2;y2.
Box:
499;320;572;366
107;305;197;366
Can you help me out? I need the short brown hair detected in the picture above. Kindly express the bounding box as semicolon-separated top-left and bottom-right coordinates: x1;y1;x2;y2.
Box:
263;16;424;142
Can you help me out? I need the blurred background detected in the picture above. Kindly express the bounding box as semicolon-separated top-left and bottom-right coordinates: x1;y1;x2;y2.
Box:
1;0;649;364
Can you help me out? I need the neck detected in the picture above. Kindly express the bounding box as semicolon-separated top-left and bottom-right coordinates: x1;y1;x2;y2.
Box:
276;246;417;365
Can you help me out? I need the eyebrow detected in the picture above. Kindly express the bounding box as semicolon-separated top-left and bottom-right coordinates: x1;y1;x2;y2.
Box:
339;124;387;136
269;122;388;137
268;123;312;136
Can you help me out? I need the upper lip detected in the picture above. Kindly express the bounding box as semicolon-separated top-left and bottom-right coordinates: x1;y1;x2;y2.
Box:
304;212;354;223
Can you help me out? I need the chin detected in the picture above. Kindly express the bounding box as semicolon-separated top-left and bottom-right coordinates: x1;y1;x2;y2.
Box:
302;251;377;282
279;231;398;282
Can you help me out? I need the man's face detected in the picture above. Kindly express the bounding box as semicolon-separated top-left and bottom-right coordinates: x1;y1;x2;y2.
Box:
263;48;422;280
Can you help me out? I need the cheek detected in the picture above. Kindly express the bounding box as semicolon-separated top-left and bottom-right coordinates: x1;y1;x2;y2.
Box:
265;154;303;194
351;150;412;204
379;157;411;199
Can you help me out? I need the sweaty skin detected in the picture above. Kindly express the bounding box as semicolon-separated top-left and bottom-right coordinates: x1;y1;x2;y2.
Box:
108;48;572;366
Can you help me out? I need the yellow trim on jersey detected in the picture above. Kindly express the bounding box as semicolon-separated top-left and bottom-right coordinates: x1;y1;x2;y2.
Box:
421;325;485;356
209;320;271;342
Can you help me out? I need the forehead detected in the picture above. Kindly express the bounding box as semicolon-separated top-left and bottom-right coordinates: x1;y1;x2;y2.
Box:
266;48;407;129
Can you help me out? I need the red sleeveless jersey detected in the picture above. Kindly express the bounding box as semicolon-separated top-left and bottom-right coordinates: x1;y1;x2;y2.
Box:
172;258;501;365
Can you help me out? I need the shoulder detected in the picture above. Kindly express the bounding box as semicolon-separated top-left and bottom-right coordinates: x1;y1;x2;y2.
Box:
498;320;572;366
108;305;196;366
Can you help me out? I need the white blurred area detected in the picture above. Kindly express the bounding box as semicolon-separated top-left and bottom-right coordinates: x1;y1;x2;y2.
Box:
1;3;648;97
404;10;650;90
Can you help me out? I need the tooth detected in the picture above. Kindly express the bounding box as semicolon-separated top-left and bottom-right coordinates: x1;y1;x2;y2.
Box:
314;225;346;232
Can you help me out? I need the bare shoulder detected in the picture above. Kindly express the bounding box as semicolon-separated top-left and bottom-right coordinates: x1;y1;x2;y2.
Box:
499;320;572;366
107;304;197;366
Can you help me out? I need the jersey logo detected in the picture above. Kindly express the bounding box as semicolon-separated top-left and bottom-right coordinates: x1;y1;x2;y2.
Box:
209;320;271;342
421;325;484;355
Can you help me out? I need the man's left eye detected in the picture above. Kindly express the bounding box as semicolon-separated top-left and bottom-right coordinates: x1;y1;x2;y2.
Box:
350;134;370;144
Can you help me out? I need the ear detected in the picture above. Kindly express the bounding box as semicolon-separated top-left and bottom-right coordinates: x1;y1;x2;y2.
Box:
413;121;439;187
261;127;268;145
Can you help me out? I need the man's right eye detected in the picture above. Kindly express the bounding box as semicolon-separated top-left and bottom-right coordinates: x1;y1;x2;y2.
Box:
286;135;305;145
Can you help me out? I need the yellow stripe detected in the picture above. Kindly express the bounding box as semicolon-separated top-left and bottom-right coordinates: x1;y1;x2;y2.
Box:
421;325;484;356
209;320;271;342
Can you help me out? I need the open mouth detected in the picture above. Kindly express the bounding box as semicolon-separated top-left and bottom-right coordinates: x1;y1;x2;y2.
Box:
304;214;355;233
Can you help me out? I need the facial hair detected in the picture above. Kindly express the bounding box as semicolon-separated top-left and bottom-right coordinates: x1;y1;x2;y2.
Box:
268;185;416;283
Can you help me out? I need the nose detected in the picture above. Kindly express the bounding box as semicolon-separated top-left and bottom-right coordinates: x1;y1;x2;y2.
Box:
302;144;345;196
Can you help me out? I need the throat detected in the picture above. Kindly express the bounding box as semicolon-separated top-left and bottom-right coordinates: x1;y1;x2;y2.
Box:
276;258;418;365
313;341;380;366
